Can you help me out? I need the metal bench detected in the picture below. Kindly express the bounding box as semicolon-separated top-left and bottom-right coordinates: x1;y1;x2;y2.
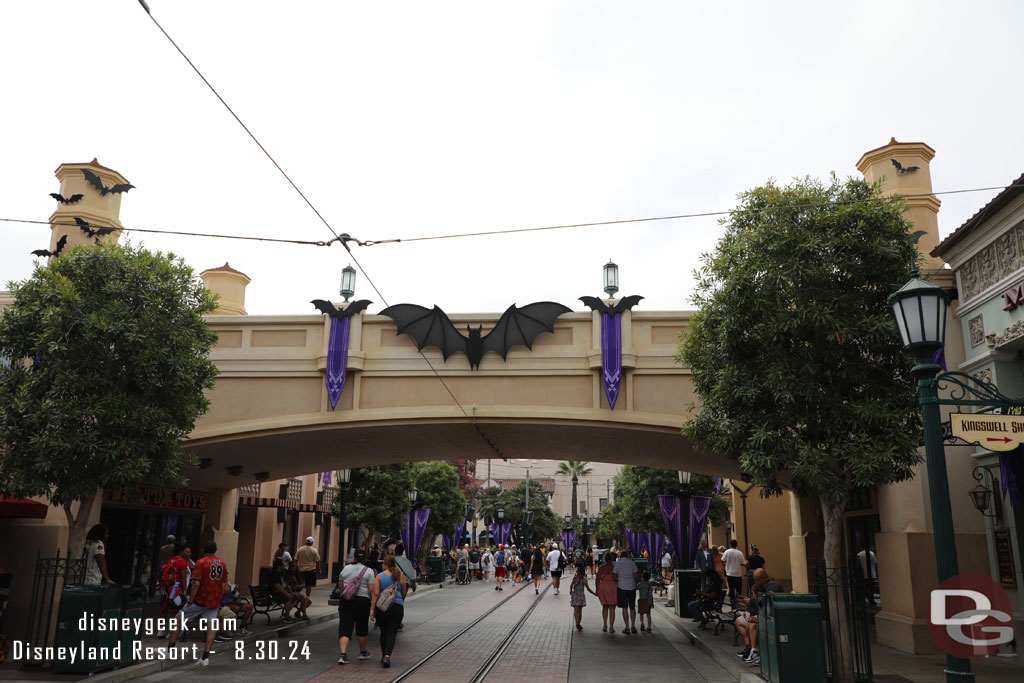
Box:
248;585;285;624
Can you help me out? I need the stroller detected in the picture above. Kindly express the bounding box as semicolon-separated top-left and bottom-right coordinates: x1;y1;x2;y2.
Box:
455;558;470;585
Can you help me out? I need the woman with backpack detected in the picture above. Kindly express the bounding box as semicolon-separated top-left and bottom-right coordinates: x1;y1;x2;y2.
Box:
337;548;375;665
370;555;407;669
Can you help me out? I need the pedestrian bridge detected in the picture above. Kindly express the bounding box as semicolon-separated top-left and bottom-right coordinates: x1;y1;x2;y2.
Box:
185;309;739;488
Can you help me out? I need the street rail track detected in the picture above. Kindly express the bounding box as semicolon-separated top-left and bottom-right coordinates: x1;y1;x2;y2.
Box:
391;580;552;683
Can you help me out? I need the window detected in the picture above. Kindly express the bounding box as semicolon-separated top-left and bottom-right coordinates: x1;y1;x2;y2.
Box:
579;501;588;515
599;497;608;511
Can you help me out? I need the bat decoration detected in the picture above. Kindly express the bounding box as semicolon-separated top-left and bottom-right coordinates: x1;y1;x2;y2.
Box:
50;192;83;204
311;299;373;319
74;217;117;240
380;301;571;370
911;230;927;242
31;234;68;258
891;159;920;175
579;295;644;315
82;168;135;196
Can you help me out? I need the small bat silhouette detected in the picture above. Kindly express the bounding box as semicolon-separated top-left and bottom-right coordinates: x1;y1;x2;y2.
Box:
911;230;927;242
74;217;117;240
82;168;135;196
311;299;373;319
891;159;920;175
50;192;83;204
579;294;644;315
380;301;571;370
31;234;68;258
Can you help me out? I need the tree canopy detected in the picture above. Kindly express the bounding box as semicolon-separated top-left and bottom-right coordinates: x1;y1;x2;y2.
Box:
410;461;466;557
677;175;922;565
0;242;219;555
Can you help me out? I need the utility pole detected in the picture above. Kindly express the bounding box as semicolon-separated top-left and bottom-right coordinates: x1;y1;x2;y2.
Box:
586;480;590;517
525;469;531;549
607;479;611;504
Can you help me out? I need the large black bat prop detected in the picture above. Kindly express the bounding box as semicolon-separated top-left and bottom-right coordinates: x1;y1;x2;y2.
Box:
890;159;919;175
32;235;67;258
311;299;373;319
579;295;644;315
380;301;571;369
82;169;135;196
74;217;117;240
50;192;83;204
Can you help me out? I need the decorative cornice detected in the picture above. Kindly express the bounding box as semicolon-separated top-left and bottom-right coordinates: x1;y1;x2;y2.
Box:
986;319;1024;349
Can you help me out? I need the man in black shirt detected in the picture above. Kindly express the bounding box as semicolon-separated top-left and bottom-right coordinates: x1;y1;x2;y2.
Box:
745;545;766;597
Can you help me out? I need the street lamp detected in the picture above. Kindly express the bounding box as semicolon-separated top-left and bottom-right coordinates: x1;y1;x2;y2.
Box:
888;269;973;683
969;467;996;518
565;514;571;525
329;468;352;602
677;471;692;569
340;264;356;302
603;260;619;298
408;487;418;507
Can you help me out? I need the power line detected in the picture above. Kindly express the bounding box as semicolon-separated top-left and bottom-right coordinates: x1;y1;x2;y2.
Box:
0;217;327;246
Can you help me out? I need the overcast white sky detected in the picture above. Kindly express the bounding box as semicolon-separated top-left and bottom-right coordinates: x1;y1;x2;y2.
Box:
3;1;1023;315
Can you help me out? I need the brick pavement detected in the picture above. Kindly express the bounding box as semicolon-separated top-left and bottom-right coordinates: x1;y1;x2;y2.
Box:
483;583;571;681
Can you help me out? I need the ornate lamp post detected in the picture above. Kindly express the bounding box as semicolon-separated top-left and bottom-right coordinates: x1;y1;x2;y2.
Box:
336;468;352;571
603;260;619;298
497;507;505;546
678;470;691;568
888;269;973;683
340;264;356;302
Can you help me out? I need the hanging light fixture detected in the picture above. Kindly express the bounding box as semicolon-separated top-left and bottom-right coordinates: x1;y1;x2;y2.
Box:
603;259;619;298
340;264;357;302
887;266;950;361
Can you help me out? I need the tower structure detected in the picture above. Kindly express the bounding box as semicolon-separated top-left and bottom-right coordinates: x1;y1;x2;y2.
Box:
47;159;129;256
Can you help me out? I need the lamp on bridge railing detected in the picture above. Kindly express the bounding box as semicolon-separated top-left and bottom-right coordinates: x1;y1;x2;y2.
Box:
340;264;357;302
888;268;972;683
603;259;619;298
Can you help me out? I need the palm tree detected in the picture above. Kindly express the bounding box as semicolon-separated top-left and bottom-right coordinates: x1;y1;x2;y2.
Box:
555;460;593;522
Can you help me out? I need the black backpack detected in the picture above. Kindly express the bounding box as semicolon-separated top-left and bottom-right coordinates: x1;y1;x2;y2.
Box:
558;551;567;570
469;549;480;563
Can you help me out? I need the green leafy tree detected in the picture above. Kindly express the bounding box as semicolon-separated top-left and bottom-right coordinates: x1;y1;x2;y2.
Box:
593;500;624;548
410;461;466;562
499;480;560;546
0;242;218;557
339;464;414;544
555;460;592;521
610;466;730;541
678;176;921;681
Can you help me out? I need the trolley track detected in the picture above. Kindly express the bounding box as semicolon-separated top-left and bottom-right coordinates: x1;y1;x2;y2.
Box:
391;581;552;683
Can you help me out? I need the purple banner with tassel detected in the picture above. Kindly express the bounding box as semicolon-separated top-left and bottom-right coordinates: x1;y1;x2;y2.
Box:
658;495;686;568
601;313;623;409
326;316;351;410
501;522;511;546
651;533;665;562
1000;446;1024;510
688;496;712;570
399;512;411;552
412;508;431;557
452;520;466;551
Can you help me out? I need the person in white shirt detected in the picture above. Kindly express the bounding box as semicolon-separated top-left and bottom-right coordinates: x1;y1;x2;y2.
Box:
721;540;745;603
660;549;673;582
481;547;494;582
546;543;564;595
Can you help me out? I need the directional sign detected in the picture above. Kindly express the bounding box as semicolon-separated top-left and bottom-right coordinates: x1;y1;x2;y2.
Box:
950;413;1024;451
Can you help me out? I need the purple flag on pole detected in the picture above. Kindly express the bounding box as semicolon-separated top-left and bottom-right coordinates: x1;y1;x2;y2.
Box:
999;447;1024;510
567;529;576;550
688;496;712;569
658;495;686;568
452;520;466;550
601;313;623;409
322;470;332;487
442;533;450;553
501;522;511;546
326;317;351;410
412;508;431;557
623;526;633;552
652;533;665;562
399;511;411;552
490;522;499;545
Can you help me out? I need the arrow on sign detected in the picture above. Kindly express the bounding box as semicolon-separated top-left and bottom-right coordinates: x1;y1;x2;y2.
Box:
986;437;1013;443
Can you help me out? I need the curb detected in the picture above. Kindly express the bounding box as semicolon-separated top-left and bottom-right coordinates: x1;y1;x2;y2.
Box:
89;579;453;683
654;603;763;683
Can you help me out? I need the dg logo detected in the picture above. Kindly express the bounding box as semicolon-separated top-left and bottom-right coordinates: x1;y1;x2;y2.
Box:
928;573;1014;658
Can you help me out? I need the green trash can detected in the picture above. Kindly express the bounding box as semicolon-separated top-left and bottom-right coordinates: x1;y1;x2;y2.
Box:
634;558;648;575
673;569;701;617
119;584;146;666
758;593;826;683
427;556;444;583
52;583;124;674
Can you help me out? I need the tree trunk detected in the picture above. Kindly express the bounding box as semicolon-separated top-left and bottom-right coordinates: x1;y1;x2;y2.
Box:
64;488;102;560
820;494;854;683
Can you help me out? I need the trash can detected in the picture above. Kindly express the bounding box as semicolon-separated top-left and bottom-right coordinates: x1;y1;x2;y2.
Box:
758;593;826;683
427;556;444;583
634;558;648;575
673;569;701;617
119;584;146;666
52;583;124;674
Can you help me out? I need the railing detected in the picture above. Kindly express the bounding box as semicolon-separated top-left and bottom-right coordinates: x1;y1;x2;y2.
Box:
23;549;85;664
812;559;873;682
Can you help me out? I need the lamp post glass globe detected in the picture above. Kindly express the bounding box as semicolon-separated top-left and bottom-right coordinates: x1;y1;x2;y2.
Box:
969;485;992;515
603;260;619;298
887;269;950;361
340;264;357;302
408;487;418;505
337;468;351;485
678;470;691;486
497;508;504;520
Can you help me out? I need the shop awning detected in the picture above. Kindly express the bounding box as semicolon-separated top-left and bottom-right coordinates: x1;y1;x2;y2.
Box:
0;495;49;519
238;496;297;509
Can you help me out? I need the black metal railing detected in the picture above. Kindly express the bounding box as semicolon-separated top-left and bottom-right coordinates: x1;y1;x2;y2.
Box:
812;559;873;682
23;549;85;664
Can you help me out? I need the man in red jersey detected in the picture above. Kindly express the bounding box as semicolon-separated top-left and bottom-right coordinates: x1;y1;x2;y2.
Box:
167;541;228;666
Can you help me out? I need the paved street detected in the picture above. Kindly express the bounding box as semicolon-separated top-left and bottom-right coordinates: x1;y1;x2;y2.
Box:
130;574;730;682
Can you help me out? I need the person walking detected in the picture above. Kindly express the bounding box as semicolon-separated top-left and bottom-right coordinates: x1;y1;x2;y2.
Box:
569;565;597;631
547;542;564;595
637;570;653;633
336;548;374;665
494;544;507;591
157;543;192;636
596;551;618;632
295;536;321;598
166;541;228;667
745;545;765;597
481;546;494;583
370;555;407;669
83;524;114;585
713;546;727;586
722;540;745;604
613;549;639;634
530;546;545;595
586;547;595;578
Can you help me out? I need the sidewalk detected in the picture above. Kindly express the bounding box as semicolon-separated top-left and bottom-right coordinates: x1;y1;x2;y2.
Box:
0;579;452;683
652;592;1021;683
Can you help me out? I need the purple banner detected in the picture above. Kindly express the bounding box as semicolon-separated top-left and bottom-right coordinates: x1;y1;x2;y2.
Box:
326;316;351;410
442;532;451;553
601;312;623;409
412;508;431;557
399;512;411;552
322;470;332;487
567;529;576;550
560;530;569;551
501;522;511;546
452;520;466;551
999;447;1024;510
658;495;686;568
651;533;665;562
688;496;712;570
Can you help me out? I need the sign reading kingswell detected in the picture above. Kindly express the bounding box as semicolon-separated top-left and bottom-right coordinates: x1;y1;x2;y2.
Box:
928;573;1014;658
950;413;1024;451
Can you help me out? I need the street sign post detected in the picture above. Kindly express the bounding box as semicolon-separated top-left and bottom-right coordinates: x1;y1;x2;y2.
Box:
950;413;1024;451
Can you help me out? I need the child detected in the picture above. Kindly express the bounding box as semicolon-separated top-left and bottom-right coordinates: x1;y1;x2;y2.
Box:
569;568;598;631
637;570;653;632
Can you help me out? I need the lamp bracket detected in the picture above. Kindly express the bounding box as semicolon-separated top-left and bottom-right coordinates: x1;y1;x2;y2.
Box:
920;371;1024;411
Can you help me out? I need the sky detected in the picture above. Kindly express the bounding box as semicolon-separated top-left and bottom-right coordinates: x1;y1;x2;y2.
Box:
2;1;1023;315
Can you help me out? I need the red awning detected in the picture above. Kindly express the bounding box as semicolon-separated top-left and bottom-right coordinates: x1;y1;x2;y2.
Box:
0;495;49;519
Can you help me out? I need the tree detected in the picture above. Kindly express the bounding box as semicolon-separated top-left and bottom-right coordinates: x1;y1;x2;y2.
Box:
610;466;730;535
339;464;414;544
555;460;592;521
499;480;560;545
0;242;218;557
409;461;466;563
678;176;921;680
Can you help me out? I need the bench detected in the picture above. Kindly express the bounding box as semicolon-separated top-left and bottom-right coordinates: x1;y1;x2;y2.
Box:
698;595;740;642
248;585;284;624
